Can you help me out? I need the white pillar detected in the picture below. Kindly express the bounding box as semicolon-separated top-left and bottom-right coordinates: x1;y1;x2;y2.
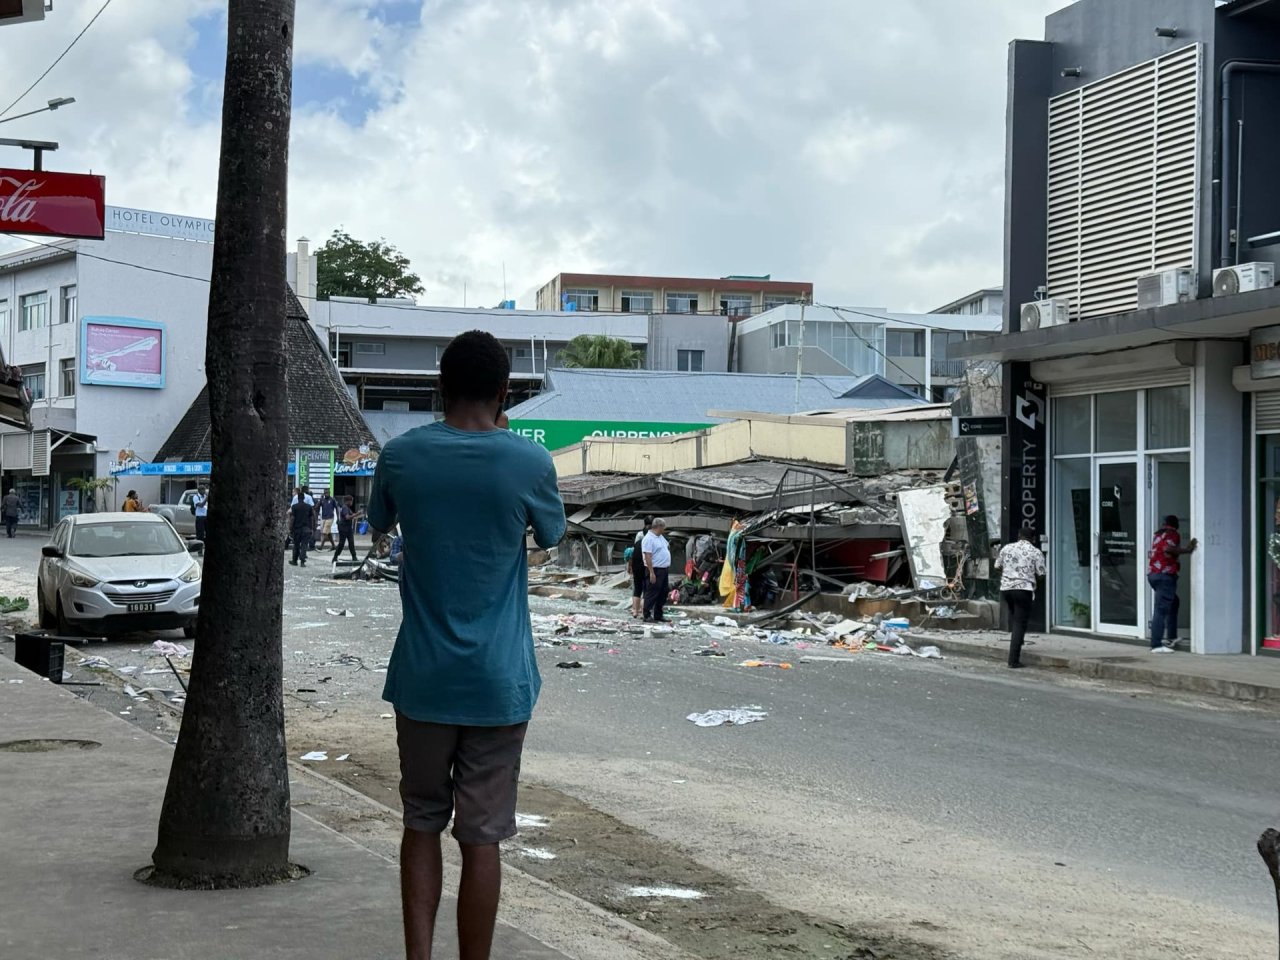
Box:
1192;340;1246;654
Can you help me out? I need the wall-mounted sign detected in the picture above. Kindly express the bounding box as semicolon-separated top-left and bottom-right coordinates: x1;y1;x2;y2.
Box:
1251;324;1280;380
110;460;211;477
81;317;166;389
0;168;105;239
105;205;215;243
334;445;378;477
507;419;706;451
295;446;335;491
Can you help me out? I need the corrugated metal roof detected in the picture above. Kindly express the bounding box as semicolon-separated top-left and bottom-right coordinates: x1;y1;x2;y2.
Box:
506;369;924;423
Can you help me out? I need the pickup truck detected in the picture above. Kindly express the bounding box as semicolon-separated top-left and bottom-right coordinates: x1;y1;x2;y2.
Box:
149;489;200;538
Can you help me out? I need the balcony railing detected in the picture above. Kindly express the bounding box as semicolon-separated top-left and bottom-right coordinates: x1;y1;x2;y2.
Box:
930;358;967;379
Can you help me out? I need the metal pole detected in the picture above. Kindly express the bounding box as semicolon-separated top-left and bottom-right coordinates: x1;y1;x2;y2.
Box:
793;301;806;412
1235;117;1245;267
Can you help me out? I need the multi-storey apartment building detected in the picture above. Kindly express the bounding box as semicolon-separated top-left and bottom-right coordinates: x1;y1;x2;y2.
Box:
534;272;813;316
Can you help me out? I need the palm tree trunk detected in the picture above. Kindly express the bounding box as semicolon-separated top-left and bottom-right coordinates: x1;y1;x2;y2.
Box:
151;0;296;885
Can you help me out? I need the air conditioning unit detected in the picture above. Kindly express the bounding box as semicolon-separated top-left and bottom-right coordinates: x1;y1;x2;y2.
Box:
1213;262;1275;297
1020;299;1069;331
1136;267;1194;309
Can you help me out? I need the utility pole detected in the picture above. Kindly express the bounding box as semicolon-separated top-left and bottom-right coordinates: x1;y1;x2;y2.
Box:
794;298;807;412
152;0;298;887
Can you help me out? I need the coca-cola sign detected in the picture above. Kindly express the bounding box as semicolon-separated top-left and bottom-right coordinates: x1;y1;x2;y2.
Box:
0;168;105;240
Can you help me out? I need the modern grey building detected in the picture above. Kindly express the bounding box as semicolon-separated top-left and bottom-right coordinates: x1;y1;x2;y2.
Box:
957;0;1280;655
734;304;1000;402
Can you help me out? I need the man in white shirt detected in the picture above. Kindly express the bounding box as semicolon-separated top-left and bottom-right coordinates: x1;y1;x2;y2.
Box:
994;528;1046;669
191;483;210;542
642;518;671;623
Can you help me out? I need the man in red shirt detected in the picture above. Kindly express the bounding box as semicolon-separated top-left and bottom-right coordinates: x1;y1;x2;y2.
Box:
1147;515;1197;653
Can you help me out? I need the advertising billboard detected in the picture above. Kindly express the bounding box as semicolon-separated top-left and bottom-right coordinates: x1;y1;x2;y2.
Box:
80;317;166;389
0;168;106;239
507;419;706;451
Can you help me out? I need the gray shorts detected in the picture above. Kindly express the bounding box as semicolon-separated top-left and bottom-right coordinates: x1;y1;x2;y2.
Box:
395;713;528;846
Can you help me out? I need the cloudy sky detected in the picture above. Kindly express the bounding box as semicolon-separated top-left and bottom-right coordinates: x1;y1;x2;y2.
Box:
0;0;1065;311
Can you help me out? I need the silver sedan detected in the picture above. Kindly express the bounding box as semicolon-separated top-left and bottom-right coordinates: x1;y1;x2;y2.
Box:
37;512;202;638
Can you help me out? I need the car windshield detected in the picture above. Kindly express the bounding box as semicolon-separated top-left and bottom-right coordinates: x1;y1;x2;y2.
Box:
69;521;185;558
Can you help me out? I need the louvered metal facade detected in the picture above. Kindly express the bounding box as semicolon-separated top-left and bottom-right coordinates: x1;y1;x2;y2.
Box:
1046;44;1203;321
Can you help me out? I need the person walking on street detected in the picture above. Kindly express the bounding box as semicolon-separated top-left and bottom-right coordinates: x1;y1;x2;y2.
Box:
1148;514;1197;653
318;490;337;550
642;518;671;623
366;330;565;960
627;523;648;618
994;528;1045;669
191;483;210;542
332;495;360;563
1;488;20;538
289;488;314;567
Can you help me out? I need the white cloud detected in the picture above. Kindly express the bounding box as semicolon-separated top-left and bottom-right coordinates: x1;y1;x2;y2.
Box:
0;0;1066;311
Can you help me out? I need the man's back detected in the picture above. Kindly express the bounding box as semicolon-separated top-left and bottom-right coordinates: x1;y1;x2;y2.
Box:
369;422;565;726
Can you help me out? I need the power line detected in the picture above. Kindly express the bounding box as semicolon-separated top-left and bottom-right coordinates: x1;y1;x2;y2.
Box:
0;0;114;119
807;303;931;389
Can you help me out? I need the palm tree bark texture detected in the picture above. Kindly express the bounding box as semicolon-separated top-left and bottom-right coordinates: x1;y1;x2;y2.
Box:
151;0;298;885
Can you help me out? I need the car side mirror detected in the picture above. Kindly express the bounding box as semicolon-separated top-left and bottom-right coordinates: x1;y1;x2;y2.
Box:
41;545;63;558
187;540;204;555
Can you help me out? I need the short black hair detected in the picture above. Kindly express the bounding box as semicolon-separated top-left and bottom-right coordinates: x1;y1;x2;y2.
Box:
440;330;509;404
1164;514;1180;528
1018;527;1036;542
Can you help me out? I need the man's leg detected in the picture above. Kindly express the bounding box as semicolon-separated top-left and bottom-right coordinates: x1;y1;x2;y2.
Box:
652;568;669;621
195;516;207;541
1166;576;1181;644
452;723;528;960
402;828;444;960
1006;590;1030;667
642;574;656;620
348;532;359;561
1148;573;1171;648
290;537;300;565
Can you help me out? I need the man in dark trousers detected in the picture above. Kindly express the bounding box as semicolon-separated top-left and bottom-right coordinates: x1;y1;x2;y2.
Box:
367;330;565;960
1;488;20;538
994;528;1045;668
642;517;671;623
331;495;359;563
317;489;337;550
191;483;210;542
1148;514;1197;653
288;488;314;567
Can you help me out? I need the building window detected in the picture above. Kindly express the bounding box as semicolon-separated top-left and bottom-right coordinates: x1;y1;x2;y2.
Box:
771;321;788;349
666;292;698;313
620;290;653;313
22;363;44;401
59;357;75;397
19;292;49;332
885;329;924;357
336;344;352;367
677;349;705;372
930;331;968;378
763;295;797;310
720;294;752;316
354;342;385;355
59;284;77;325
563;288;599;311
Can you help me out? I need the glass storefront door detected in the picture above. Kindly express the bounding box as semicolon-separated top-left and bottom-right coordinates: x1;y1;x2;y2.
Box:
1151;456;1191;637
1095;458;1141;635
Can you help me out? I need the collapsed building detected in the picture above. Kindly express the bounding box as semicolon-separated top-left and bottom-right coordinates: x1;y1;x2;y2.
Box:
547;401;1003;624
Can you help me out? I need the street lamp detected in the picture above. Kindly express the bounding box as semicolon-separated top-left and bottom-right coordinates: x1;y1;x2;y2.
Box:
0;97;76;125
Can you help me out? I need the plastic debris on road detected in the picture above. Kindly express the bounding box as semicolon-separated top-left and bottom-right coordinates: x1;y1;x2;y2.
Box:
556;661;585;669
148;641;190;657
518;847;557;861
737;660;793;670
625;885;706;900
516;813;550;829
299;751;328;761
325;608;353;617
686;707;768;727
712;615;738;628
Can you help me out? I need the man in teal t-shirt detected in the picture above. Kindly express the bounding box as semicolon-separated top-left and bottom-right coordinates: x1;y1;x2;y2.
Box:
367;330;565;960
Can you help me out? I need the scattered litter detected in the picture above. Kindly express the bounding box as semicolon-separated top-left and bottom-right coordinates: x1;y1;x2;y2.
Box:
738;660;793;670
7;678;23;684
556;661;584;669
518;847;557;861
671;779;687;784
699;624;731;641
299;751;328;761
117;665;139;675
516;813;550;829
917;646;944;659
800;655;861;663
380;713;394;719
712;615;738;628
325;608;353;617
686;707;768;727
694;649;726;658
336;753;350;762
296;688;318;693
149;641;190;657
625;886;705;900
80;656;112;669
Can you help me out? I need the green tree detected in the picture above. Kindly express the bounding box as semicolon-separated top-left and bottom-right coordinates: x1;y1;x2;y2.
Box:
316;228;424;301
152;0;297;887
557;335;641;369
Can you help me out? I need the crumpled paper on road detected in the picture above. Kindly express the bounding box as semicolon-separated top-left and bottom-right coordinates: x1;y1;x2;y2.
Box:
686;707;768;727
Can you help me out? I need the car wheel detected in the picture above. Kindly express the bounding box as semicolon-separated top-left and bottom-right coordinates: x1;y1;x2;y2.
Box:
55;597;78;637
37;590;55;630
182;623;197;640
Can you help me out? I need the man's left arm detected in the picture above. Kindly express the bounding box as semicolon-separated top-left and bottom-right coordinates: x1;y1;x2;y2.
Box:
366;449;397;536
527;463;566;549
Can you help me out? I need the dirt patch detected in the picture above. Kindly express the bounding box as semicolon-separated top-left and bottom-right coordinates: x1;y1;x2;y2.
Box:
0;737;101;752
503;784;955;960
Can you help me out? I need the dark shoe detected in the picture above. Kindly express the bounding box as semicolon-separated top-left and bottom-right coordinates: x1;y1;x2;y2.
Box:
289;560;298;566
1008;662;1025;669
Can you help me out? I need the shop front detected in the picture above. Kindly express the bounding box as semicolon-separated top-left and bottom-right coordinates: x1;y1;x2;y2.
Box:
1241;325;1280;656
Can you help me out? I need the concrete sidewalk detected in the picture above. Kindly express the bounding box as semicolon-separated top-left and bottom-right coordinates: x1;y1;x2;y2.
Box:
914;628;1280;702
0;656;571;960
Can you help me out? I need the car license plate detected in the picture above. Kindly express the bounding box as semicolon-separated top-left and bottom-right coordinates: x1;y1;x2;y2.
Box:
127;602;155;613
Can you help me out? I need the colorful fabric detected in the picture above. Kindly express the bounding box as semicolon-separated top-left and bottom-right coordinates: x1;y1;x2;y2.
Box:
995;539;1045;592
1148;526;1181;575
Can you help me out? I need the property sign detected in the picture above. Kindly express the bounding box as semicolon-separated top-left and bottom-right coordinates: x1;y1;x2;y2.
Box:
81;317;166;389
1005;364;1047;629
105;205;215;243
952;415;1008;438
508;419;706;451
1251;324;1280;379
0;168;105;239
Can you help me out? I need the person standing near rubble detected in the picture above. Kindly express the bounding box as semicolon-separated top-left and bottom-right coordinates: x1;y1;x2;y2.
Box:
994;528;1045;668
332;494;360;563
367;329;566;960
288;487;315;567
627;522;648;618
643;517;672;623
191;483;210;542
1;488;20;537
